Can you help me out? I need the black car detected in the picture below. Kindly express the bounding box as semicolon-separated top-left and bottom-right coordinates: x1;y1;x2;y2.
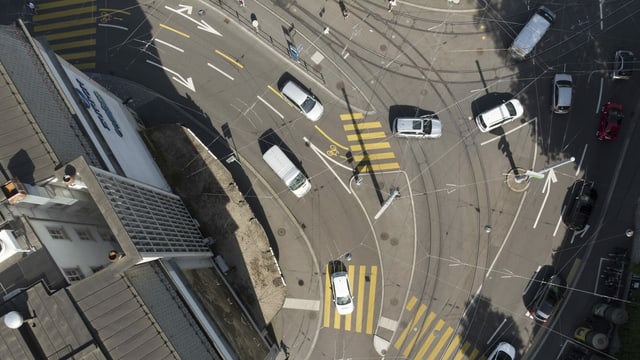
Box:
529;274;566;322
563;181;597;231
523;265;553;309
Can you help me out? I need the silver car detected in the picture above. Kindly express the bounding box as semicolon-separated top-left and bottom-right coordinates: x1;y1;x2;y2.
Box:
392;114;442;138
280;80;324;121
552;73;573;114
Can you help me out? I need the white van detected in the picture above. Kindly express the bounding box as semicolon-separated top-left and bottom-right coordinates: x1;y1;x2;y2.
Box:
262;145;311;198
509;6;556;60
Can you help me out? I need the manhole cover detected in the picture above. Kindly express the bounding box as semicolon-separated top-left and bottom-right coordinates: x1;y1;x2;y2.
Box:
298;279;305;286
380;232;389;240
390;298;399;306
380;44;387;52
277;228;286;236
390;237;399;246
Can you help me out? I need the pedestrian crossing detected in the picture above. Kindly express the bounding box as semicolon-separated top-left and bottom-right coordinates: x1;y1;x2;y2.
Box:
393;296;487;360
31;0;101;70
323;264;378;333
340;112;400;173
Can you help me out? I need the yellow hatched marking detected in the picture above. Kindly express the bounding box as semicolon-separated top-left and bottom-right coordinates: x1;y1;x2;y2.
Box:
442;335;462;360
468;348;480;360
100;8;131;15
314;125;349;150
340;112;364;120
73;63;95;70
366;265;378;334
343;122;381;131
37;0;96;10
406;296;418;311
403;311;435;357
426;326;454;360
323;265;331;328
45;28;95;40
454;341;472;360
350;142;391;152
414;319;445;360
34;6;97;21
353;152;396;161
394;304;427;350
346;132;387;141
215;49;244;68
51;39;96;50
60;51;95;60
357;163;400;172
355;265;366;333
160;23;190;38
34;17;94;32
344;265;355;331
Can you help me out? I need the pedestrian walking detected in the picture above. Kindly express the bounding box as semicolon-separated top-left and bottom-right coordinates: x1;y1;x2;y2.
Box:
239;0;245;7
26;1;37;14
342;8;350;19
388;0;397;12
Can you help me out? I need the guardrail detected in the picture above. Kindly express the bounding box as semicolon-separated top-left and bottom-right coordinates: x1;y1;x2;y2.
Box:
212;0;325;84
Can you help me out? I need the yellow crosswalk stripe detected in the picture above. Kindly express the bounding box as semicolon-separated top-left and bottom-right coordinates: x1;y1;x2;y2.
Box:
60;51;95;60
356;163;400;172
51;39;96;51
323;265;331;328
426;326;454;360
344;265;355;331
34;17;95;32
442;335;462;360
73;62;96;70
403;311;435;357
343;122;381;131
350;142;391;152
353;152;396;162
346;132;387;141
454;341;472;360
415;319;445;359
35;6;97;21
406;296;418;311
394;304;427;350
340;113;364;120
355;265;366;333
44;28;96;41
468;348;480;360
366;265;377;334
37;0;95;10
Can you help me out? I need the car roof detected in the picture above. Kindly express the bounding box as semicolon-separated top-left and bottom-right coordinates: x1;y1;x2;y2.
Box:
281;81;308;105
331;271;351;296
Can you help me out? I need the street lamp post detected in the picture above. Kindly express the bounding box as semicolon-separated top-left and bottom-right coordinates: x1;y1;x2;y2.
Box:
506;157;575;192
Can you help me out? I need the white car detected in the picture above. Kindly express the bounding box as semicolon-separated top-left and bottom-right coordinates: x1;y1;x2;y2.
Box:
487;342;516;360
552;73;573;114
280;80;324;121
475;99;524;132
330;271;354;315
611;50;634;80
392;114;442;138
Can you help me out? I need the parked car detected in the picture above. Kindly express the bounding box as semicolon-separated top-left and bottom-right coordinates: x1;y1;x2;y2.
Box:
597;102;623;141
331;270;354;315
523;265;554;305
392;114;442;138
528;274;566;322
563;180;597;231
280;80;324;121
475;99;524;132
552;73;573;114
487;342;516;360
611;50;634;80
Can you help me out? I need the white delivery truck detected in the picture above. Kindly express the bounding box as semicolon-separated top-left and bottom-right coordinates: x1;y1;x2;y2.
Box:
263;145;311;198
509;6;556;60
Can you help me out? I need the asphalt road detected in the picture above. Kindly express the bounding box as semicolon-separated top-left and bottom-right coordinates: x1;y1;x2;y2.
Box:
31;0;640;359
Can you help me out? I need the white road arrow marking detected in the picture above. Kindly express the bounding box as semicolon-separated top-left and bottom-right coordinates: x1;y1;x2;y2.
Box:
146;60;195;92
571;224;590;244
533;169;556;229
164;5;222;36
176;4;192;15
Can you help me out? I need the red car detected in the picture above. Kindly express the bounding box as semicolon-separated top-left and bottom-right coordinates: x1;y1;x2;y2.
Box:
597;102;623;140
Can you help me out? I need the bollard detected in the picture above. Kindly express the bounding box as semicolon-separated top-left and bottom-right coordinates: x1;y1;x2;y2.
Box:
593;303;628;325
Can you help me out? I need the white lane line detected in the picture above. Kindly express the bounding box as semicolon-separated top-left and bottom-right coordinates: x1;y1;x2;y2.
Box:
282;298;320;311
378;316;398;331
575;144;588;176
98;24;128;30
599;1;604;31
553;215;563;237
155;38;184;53
595;78;603;113
207;62;234;80
480;118;536;146
486;318;507;344
257;95;284;119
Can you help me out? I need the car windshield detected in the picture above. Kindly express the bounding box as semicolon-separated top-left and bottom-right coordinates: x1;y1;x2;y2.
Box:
505;102;516;116
300;96;316;113
336;296;351;306
495;351;512;360
288;173;307;191
423;119;432;133
478;115;487;128
608;108;623;123
557;80;571;87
